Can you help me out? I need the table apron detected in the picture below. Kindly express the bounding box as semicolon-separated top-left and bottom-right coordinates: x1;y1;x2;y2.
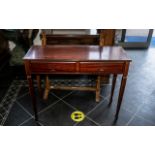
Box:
29;61;125;75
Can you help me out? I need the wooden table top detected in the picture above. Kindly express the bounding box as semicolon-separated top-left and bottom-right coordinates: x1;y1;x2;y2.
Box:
23;45;131;62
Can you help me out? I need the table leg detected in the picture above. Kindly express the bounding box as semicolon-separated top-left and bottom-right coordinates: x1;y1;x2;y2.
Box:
96;75;101;102
36;75;42;97
108;74;117;106
43;75;50;100
27;75;38;121
115;75;127;119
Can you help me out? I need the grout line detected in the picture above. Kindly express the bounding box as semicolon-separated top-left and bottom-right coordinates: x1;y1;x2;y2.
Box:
28;90;71;116
73;122;79;126
0;113;3;118
126;103;144;126
18;117;33;126
74;116;100;126
126;97;155;126
0;81;21;105
100;88;114;100
126;114;138;126
19;117;45;126
134;114;155;126
1;102;16;126
56;95;102;126
85;116;101;126
62;99;77;111
0;80;23;125
85;95;110;116
16;92;29;100
19;91;74;118
123;102;155;126
121;106;135;114
19;82;120;126
38;99;60;115
51;92;79;111
36;121;44;126
16;100;33;117
50;90;74;100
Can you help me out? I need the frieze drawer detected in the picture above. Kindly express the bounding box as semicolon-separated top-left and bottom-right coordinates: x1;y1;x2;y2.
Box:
30;62;76;73
79;62;124;74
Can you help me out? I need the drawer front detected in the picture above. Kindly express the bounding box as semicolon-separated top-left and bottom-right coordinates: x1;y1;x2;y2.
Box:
30;62;76;73
79;62;124;74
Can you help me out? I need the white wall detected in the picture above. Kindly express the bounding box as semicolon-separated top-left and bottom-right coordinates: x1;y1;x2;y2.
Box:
126;29;150;36
33;29;42;45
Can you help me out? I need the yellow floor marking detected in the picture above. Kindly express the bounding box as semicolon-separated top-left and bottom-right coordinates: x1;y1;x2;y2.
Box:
71;111;85;122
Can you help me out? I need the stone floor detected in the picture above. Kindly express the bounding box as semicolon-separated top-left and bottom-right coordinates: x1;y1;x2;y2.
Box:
0;47;155;126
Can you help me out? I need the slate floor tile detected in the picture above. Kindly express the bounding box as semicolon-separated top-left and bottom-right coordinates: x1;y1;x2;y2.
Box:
63;91;104;114
17;92;59;115
21;118;40;126
128;115;154;126
100;84;111;98
16;86;29;99
136;104;155;124
51;90;73;99
87;100;133;126
38;100;75;126
0;88;8;102
4;102;31;126
76;118;98;126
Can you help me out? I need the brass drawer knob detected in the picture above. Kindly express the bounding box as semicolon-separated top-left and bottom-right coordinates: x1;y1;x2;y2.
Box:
50;69;56;72
99;68;104;72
